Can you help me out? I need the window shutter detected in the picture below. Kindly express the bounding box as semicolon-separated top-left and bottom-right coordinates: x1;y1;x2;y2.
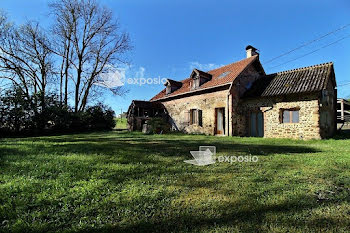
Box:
198;110;203;126
184;110;191;126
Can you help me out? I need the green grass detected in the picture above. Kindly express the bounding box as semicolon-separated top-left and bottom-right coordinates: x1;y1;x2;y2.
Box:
115;118;127;129
1;131;350;232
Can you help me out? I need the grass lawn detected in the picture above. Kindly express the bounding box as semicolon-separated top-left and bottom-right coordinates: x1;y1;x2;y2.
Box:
1;131;350;232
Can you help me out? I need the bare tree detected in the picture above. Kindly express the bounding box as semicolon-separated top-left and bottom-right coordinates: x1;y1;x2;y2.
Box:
50;0;75;106
49;0;131;112
0;16;54;108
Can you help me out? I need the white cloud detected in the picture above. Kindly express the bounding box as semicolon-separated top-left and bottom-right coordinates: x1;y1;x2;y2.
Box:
189;62;224;71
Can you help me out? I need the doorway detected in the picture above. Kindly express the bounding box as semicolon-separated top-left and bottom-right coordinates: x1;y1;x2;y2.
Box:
215;108;225;135
249;111;264;137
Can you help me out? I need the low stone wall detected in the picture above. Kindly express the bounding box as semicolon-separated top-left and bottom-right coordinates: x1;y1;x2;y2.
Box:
239;94;321;139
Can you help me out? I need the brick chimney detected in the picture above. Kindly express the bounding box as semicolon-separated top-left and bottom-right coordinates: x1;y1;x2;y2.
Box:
246;45;259;58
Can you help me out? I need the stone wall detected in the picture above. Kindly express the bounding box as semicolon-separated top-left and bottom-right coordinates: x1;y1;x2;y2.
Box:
158;59;263;136
239;94;321;139
230;64;262;136
161;88;229;135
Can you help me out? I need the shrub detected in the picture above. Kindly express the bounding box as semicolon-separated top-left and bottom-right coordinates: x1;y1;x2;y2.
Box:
0;87;116;137
86;104;116;130
147;117;170;134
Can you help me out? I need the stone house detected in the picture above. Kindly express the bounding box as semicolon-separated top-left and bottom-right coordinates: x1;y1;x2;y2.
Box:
128;46;337;139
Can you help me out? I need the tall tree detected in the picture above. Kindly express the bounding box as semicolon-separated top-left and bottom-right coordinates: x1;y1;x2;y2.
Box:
49;0;131;112
0;16;53;107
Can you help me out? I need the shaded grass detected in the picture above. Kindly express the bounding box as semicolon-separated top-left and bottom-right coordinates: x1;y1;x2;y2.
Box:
0;131;350;232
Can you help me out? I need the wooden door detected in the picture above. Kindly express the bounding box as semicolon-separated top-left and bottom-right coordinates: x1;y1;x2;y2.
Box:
249;111;264;137
215;108;225;135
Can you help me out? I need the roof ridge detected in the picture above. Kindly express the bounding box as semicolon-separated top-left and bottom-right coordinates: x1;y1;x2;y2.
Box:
276;62;333;74
165;56;258;84
150;55;258;101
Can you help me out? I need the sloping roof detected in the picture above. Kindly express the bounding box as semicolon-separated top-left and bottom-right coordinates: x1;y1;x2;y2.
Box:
166;79;182;87
192;69;212;80
243;62;334;98
129;100;164;109
151;55;259;101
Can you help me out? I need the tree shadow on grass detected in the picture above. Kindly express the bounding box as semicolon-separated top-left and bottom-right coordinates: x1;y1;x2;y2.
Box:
0;133;321;183
22;134;320;157
0;133;345;232
72;192;348;233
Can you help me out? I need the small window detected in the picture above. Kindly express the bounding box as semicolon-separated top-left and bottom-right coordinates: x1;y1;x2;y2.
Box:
192;78;200;89
190;109;203;126
281;108;299;123
166;86;171;95
292;110;299;123
191;109;198;124
218;71;231;79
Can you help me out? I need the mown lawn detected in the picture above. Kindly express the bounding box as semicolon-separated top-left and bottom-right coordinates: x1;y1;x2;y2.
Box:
1;131;350;232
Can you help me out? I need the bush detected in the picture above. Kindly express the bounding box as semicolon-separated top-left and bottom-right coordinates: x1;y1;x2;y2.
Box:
0;87;116;137
0;88;33;135
86;104;116;130
147;117;170;134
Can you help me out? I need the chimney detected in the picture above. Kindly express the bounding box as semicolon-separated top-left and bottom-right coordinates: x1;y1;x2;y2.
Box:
246;45;259;58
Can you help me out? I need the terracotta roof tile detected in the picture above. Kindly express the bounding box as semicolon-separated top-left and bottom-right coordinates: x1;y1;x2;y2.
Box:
150;55;258;101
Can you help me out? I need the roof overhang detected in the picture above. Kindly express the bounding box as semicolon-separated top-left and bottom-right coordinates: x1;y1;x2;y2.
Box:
150;82;231;102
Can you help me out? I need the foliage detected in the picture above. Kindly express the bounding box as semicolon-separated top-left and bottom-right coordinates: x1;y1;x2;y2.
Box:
0;87;32;134
0;0;130;137
1;131;350;232
147;117;171;134
0;87;116;136
85;104;116;130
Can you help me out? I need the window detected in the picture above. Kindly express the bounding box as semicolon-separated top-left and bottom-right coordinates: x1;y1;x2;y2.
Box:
281;108;299;123
166;85;171;95
218;71;231;79
190;109;202;126
192;78;200;89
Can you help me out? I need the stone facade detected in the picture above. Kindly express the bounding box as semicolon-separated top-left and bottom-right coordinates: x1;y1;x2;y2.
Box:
162;87;229;135
161;89;335;139
230;64;262;136
159;64;264;136
238;94;322;140
158;67;336;139
131;50;337;139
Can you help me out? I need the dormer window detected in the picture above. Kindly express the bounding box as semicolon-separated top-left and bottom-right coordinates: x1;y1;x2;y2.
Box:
190;69;212;90
193;77;200;89
165;79;182;95
166;85;171;95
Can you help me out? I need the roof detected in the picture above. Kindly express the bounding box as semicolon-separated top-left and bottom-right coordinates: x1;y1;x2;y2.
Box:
243;62;334;98
192;69;212;80
151;55;259;101
166;79;182;87
129;100;164;109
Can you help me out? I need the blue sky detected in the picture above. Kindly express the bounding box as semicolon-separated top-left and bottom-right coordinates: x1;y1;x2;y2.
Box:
2;0;350;114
